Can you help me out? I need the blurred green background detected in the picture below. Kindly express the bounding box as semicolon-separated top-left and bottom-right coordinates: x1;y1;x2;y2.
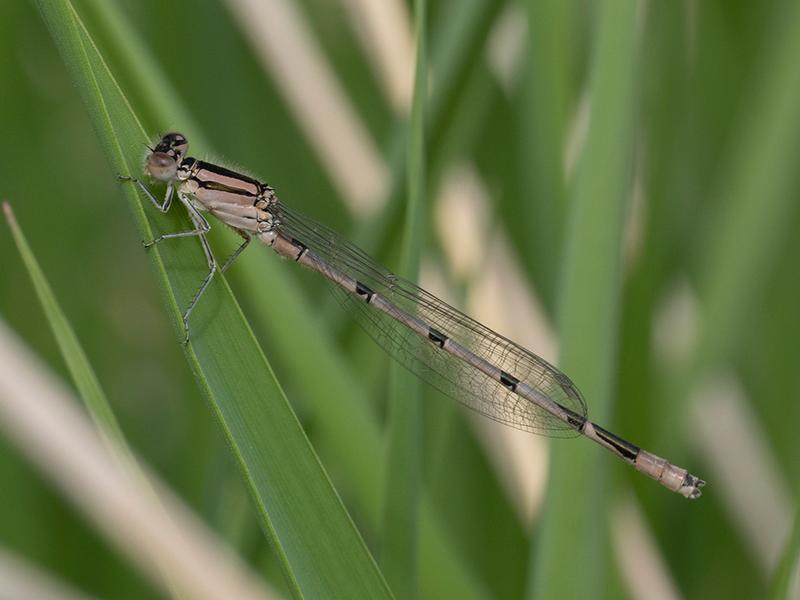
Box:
1;0;798;598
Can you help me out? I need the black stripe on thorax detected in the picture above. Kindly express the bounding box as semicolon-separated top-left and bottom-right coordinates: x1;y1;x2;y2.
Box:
194;160;263;186
428;328;447;348
500;371;519;391
355;281;374;303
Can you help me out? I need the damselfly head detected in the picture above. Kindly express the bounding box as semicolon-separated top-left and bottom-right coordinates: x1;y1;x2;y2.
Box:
146;132;188;181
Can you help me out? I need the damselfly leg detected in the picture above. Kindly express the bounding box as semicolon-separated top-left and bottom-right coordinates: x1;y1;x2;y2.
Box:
120;174;228;344
118;174;173;212
221;229;252;273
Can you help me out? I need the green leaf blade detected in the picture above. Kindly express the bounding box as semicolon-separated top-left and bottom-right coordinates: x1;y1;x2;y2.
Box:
34;0;391;596
382;1;427;596
3;202;125;446
528;1;639;598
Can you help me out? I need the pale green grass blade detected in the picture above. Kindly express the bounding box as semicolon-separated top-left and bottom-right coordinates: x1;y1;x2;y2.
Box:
237;248;383;509
3;202;124;445
693;2;800;373
326;0;505;270
381;0;426;596
237;248;489;600
686;9;800;593
649;0;800;500
75;0;202;135
517;0;572;305
33;1;391;596
528;2;639;598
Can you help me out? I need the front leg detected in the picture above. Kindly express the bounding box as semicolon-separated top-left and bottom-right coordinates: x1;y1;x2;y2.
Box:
119;174;184;247
118;174;174;212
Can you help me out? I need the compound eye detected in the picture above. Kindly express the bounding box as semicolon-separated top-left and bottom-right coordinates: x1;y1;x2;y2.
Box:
164;132;188;160
146;152;178;181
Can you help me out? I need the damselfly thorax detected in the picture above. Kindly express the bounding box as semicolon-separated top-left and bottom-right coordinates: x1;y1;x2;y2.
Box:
178;159;278;235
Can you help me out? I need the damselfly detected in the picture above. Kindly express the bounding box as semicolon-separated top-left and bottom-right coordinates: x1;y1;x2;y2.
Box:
121;132;705;499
